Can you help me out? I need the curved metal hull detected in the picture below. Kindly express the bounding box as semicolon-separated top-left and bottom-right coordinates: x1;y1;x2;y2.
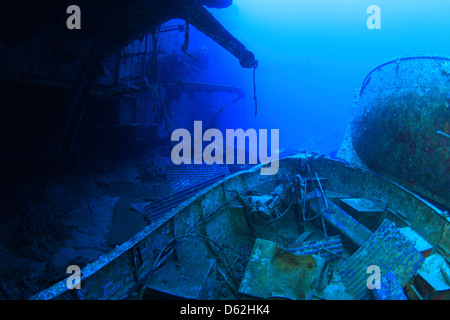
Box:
339;56;450;208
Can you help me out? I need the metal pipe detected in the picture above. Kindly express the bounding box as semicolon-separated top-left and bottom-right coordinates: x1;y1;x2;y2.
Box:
176;0;258;68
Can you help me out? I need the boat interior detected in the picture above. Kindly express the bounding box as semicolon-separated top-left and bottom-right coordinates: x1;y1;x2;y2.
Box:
32;154;450;300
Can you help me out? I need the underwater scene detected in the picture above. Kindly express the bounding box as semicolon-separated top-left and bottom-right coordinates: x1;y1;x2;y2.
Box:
0;0;449;306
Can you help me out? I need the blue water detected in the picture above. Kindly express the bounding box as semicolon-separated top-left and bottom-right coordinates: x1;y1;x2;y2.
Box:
192;0;450;155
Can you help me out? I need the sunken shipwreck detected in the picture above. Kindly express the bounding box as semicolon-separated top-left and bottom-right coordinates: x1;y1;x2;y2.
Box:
0;0;448;302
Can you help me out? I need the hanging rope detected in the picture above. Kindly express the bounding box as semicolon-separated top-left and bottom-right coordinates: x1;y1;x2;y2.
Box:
74;140;95;225
181;21;197;61
206;95;243;128
151;26;161;113
150;25;172;138
253;64;258;116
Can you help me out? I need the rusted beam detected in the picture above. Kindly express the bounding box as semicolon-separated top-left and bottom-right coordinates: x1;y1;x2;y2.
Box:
162;81;245;96
177;0;257;69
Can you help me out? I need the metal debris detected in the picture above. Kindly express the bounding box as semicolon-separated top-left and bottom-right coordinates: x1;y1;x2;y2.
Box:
315;263;333;293
338;219;425;300
242;179;295;224
145;258;217;300
339;198;383;231
238;238;325;300
320;200;373;250
165;164;230;184
414;253;450;300
135;172;228;222
399;226;433;258
137;162;230;184
372;271;407;300
284;235;344;261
